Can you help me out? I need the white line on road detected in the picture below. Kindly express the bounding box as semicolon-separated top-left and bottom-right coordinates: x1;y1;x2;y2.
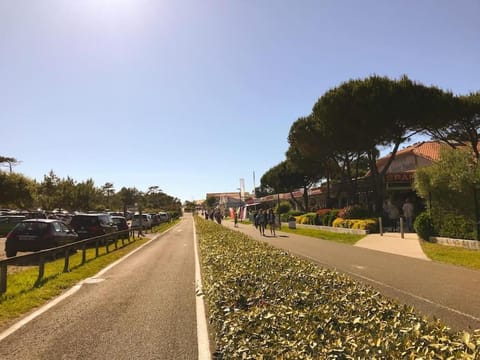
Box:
193;220;211;360
0;229;173;342
297;252;480;323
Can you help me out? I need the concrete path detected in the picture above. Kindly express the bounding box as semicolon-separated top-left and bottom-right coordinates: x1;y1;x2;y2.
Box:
354;231;430;261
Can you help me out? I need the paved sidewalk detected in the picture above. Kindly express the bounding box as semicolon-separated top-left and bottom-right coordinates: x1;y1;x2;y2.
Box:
354;231;430;261
224;220;430;261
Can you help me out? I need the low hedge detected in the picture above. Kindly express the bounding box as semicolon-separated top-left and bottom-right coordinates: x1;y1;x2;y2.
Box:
196;217;479;359
332;218;379;233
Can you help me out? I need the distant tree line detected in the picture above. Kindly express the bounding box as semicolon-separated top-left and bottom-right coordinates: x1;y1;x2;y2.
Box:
0;163;182;214
259;75;480;214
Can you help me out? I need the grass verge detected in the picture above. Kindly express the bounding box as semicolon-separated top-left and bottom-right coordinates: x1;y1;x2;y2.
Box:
0;220;178;329
196;217;479;359
420;241;480;270
278;225;365;244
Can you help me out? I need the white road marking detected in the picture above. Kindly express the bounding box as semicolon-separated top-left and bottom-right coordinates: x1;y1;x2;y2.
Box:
297;251;480;323
193;220;211;360
0;227;178;342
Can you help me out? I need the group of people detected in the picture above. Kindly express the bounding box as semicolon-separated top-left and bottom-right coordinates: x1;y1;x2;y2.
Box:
384;198;415;232
253;208;276;236
203;208;223;224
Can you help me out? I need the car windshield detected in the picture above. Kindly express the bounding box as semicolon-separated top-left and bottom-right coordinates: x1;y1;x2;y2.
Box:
14;222;49;235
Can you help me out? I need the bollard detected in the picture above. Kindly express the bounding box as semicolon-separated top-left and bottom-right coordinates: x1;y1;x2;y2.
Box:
379;217;383;236
400;217;404;238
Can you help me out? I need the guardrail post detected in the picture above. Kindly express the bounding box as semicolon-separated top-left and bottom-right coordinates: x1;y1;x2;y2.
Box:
82;244;87;265
63;250;70;273
95;240;99;258
0;263;7;294
114;238;118;250
36;256;45;285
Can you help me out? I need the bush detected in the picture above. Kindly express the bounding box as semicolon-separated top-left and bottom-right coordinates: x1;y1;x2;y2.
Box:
438;214;476;240
316;208;331;225
332;218;378;233
414;212;434;241
296;212;317;225
338;205;369;219
275;201;291;214
324;209;340;226
196;217;480;359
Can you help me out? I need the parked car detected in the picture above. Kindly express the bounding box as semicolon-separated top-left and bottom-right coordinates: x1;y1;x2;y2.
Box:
149;213;160;227
69;213;117;240
111;216;129;239
5;219;78;257
0;215;27;236
131;214;152;229
158;212;170;223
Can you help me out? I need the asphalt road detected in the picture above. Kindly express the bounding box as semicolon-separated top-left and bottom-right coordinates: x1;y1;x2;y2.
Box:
0;216;199;360
222;220;480;333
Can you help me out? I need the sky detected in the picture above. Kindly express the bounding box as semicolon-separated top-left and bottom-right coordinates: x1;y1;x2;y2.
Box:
1;0;479;203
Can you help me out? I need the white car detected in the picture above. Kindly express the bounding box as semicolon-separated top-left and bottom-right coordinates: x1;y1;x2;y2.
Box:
158;212;170;223
131;214;152;229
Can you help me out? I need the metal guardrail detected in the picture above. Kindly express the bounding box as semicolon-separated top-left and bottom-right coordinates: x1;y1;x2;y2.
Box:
0;227;146;295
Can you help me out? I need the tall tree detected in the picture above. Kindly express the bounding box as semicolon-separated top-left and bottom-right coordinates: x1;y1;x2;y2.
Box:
0;171;35;209
425;92;480;159
0;156;20;173
101;182;115;209
311;75;455;212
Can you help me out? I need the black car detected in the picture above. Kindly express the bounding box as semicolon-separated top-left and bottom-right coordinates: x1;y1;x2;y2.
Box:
111;216;129;239
5;219;78;257
69;213;117;240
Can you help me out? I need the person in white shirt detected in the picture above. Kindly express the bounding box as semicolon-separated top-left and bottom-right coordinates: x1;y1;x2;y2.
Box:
402;198;414;232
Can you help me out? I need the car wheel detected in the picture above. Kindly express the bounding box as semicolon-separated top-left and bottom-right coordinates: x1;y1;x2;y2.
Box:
6;248;17;257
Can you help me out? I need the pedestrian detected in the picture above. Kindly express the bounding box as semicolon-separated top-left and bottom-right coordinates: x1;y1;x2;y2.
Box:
257;209;266;236
387;200;399;231
267;208;276;236
214;209;222;224
204;210;209;220
253;211;259;229
402;198;414;232
234;211;238;227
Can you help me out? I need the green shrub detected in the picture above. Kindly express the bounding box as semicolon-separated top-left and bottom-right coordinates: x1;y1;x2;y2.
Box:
288;210;303;217
275;201;291;214
338;205;369;219
196;217;480;359
332;218;378;233
414;212;435;241
438;214;476;240
324;209;340;226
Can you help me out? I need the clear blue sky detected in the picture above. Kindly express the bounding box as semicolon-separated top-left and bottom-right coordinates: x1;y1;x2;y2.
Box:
1;0;479;203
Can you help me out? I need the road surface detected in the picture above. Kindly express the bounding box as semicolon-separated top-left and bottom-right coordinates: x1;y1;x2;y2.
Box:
0;215;204;360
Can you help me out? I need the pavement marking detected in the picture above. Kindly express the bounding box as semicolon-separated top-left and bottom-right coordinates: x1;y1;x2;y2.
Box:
352;265;366;270
83;278;105;284
0;227;178;342
296;251;480;324
193;220;211;360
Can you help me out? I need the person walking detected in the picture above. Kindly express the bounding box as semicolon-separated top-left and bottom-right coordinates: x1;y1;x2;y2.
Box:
234;211;238;227
257;209;266;236
267;208;276;236
387;200;399;231
402;198;414;232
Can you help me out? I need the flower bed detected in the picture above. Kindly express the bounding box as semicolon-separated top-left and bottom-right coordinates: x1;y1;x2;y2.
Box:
196;217;479;359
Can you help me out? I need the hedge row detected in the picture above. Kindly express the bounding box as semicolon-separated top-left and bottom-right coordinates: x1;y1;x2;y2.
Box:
332;218;379;233
196;217;479;359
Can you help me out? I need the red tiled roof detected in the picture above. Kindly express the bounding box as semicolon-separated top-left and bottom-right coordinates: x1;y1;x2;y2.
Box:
377;140;464;167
